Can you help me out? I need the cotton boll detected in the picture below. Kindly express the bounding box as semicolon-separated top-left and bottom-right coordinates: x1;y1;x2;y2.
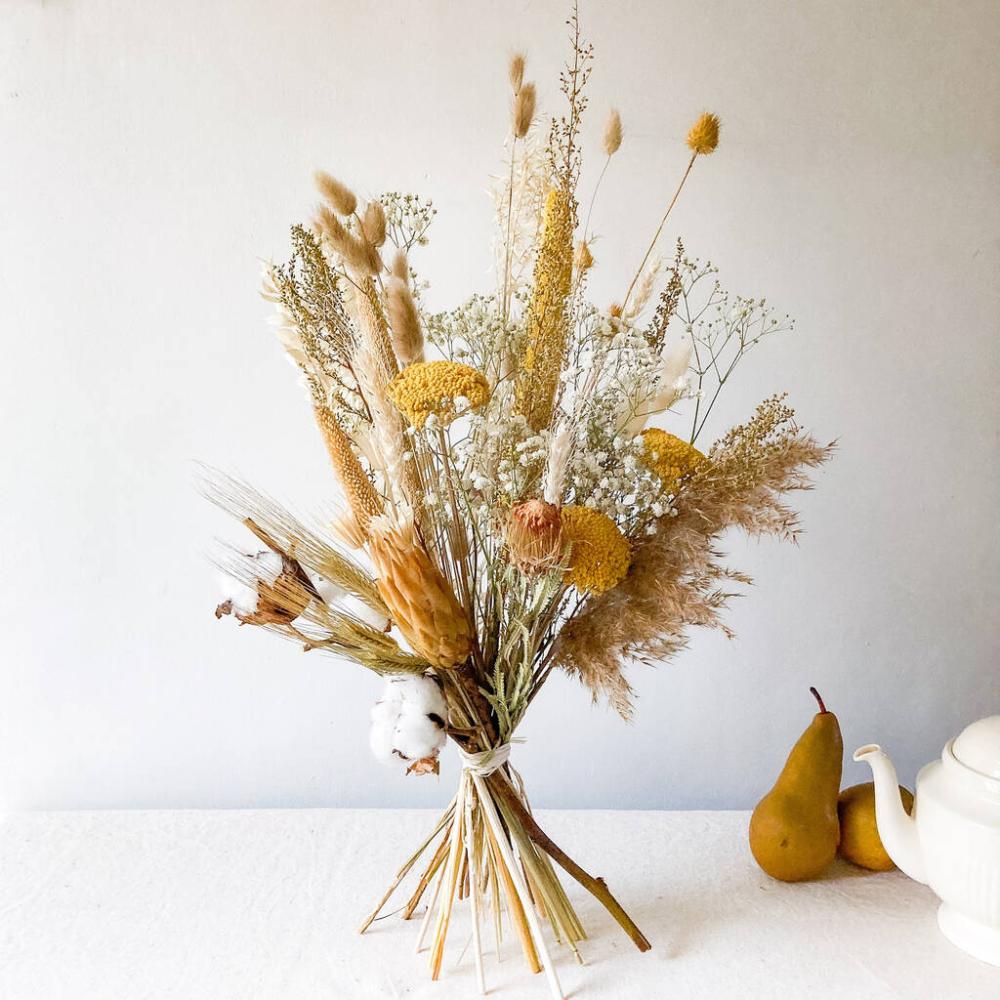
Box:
392;710;446;762
217;572;260;617
369;720;396;763
342;594;391;633
389;675;447;719
254;550;284;585
368;675;447;771
312;576;348;607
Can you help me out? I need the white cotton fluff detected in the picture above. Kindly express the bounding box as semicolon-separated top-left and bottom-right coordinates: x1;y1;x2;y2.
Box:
369;675;447;766
311;575;391;633
218;574;259;617
218;551;285;617
312;577;348;607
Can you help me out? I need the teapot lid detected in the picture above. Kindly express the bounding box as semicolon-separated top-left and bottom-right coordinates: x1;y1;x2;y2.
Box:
952;716;1000;779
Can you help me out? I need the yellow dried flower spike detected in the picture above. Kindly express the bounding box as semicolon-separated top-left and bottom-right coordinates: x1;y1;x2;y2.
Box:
516;187;574;431
686;112;721;155
389;360;490;429
561;505;631;595
641;428;705;492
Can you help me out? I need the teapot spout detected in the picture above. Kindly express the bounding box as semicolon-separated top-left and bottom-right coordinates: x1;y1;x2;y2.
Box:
853;744;927;884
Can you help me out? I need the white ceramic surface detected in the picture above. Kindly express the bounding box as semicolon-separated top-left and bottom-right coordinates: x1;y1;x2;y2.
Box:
856;718;1000;966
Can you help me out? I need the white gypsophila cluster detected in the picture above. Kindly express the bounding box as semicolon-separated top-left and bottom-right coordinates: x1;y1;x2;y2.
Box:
369;675;448;768
217;550;283;616
424;294;513;383
564;431;667;530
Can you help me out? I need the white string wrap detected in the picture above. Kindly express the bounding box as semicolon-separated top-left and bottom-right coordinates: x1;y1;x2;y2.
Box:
456;742;513;777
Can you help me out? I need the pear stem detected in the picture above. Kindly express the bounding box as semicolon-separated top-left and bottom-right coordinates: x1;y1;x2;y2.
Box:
809;686;827;714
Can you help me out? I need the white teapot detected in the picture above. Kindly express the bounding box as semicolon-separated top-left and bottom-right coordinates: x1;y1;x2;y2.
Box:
855;716;1000;965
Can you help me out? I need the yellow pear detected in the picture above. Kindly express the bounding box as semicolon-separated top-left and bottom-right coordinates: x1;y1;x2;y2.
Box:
838;782;914;871
749;688;843;881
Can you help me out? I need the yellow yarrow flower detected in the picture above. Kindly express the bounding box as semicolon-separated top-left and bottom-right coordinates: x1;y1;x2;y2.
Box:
685;112;721;155
561;505;631;595
641;429;705;492
389;360;490;429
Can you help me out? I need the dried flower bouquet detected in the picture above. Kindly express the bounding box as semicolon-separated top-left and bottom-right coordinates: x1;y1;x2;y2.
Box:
206;7;831;997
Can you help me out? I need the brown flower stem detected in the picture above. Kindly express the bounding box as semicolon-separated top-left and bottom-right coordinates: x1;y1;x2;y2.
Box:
358;798;455;933
484;819;542;973
402;826;452;919
622;151;697;315
488;772;652;953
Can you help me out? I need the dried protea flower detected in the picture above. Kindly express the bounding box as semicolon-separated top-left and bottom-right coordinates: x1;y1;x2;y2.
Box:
506;499;563;575
368;514;472;668
216;549;315;626
512;81;537;139
602;108;623;156
508;52;526;94
361;200;387;248
313;170;358;216
686;112;721;156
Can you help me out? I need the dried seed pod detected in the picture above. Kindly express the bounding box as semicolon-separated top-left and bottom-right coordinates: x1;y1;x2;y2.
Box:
216;549;315;626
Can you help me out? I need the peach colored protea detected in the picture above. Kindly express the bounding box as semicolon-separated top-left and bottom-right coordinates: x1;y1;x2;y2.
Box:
506;499;563;575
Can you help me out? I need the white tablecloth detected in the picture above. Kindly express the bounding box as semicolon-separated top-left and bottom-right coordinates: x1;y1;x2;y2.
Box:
0;808;994;999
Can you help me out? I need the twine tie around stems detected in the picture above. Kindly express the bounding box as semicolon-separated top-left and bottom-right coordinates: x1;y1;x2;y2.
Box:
455;741;516;777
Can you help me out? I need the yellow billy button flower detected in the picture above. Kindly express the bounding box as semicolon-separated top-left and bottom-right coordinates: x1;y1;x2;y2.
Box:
388;360;490;429
641;429;705;493
686;112;721;156
561;505;631;595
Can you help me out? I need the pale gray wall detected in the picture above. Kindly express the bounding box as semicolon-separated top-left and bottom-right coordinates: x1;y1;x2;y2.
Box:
2;0;998;810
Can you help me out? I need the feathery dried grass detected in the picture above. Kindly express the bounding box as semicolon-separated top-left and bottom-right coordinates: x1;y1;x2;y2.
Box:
602;108;622;156
386;275;425;365
552;396;833;717
509;52;526;94
361;200;388;248
314;170;358;216
513;82;537;139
